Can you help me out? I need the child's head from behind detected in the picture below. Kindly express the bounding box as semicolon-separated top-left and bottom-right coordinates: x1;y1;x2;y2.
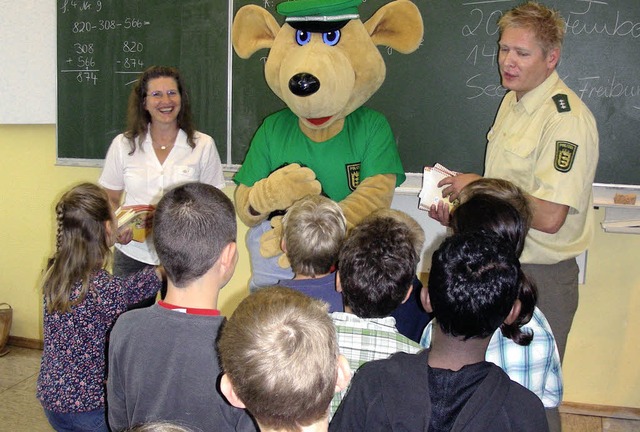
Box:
451;194;528;257
54;182;114;262
43;182;114;313
282;195;347;277
459;178;532;253
338;211;420;318
428;231;520;340
125;422;193;432
452;180;536;345
153;182;236;288
219;286;348;432
367;208;426;256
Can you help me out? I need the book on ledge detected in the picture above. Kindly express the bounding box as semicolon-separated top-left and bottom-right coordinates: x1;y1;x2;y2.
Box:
600;206;640;234
418;163;459;211
116;205;155;242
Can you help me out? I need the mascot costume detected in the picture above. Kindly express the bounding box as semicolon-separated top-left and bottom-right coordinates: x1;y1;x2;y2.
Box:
232;0;424;290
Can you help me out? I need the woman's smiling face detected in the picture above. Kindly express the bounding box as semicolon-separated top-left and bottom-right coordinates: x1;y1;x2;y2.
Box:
144;77;182;125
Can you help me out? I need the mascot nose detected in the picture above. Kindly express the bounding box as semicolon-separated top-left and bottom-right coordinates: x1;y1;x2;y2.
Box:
288;73;320;97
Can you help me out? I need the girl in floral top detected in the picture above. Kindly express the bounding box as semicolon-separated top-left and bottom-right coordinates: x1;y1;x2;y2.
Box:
36;183;162;432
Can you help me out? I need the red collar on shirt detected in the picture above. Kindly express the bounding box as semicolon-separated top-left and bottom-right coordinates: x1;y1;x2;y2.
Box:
158;300;220;316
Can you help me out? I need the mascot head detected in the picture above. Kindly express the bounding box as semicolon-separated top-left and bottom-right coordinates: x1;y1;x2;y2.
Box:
232;0;424;141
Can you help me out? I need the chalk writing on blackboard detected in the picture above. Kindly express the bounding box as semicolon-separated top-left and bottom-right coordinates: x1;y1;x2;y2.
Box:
55;0;639;185
61;0;103;14
59;0;149;86
460;4;505;101
57;0;229;162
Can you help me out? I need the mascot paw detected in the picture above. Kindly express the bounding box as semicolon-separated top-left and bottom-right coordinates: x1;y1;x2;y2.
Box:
277;253;291;269
259;216;284;258
249;163;321;215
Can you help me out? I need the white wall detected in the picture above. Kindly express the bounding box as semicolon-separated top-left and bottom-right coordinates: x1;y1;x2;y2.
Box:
0;0;56;124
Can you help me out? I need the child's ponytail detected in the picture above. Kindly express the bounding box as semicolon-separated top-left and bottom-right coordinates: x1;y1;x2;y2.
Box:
43;183;113;313
499;268;537;346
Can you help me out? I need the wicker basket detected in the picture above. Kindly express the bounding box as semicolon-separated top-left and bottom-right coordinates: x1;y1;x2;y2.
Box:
0;303;12;357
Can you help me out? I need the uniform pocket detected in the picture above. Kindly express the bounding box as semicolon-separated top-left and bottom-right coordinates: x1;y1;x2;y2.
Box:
502;135;537;159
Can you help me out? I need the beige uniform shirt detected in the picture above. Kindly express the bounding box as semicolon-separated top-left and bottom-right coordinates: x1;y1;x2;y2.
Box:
485;71;599;264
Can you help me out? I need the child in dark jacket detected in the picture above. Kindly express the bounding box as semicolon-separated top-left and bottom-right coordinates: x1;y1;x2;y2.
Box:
330;231;548;432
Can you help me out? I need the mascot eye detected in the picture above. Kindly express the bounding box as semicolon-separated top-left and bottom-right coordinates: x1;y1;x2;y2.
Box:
295;30;312;46
322;30;341;46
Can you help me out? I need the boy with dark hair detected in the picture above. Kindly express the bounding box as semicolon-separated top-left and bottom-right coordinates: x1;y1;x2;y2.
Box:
219;286;351;432
330;210;422;415
278;195;347;312
330;232;548;431
422;178;563;430
375;208;432;343
338;212;417;317
107;183;256;432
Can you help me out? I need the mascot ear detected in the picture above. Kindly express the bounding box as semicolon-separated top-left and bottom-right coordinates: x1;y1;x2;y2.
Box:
232;5;281;59
364;0;424;54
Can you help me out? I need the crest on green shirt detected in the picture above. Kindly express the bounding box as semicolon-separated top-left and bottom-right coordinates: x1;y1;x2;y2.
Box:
554;141;578;172
345;163;361;191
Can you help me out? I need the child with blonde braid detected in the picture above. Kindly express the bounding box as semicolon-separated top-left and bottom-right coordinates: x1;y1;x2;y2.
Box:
36;183;162;432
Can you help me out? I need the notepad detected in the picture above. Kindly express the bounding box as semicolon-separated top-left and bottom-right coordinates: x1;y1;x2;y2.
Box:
418;163;459;211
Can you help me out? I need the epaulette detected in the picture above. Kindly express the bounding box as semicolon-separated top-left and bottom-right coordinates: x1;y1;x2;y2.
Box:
552;94;571;113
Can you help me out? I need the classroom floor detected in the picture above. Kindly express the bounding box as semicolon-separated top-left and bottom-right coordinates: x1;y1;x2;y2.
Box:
0;346;638;432
0;347;53;431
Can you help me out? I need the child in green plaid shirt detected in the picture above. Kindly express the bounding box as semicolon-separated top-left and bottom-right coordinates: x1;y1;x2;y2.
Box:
329;210;424;417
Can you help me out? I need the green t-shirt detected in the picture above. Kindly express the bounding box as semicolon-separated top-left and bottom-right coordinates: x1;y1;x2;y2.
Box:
234;106;406;202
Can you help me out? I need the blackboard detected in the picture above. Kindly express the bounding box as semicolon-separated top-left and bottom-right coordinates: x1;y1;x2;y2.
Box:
56;0;229;163
58;0;640;186
398;0;640;187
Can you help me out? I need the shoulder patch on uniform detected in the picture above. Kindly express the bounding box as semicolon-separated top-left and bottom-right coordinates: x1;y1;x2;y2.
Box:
554;141;578;172
552;94;571;113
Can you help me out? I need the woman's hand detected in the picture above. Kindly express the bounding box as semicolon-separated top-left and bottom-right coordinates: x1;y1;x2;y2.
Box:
116;226;134;245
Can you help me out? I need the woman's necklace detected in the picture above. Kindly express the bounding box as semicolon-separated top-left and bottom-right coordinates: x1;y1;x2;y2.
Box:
150;128;177;151
153;140;172;151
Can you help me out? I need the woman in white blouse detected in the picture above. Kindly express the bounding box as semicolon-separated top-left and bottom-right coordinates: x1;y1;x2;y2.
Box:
99;66;225;287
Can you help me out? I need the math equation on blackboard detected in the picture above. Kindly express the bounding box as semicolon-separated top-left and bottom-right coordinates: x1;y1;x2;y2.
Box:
59;0;149;85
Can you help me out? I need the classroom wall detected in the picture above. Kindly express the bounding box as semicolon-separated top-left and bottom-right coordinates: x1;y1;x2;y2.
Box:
1;124;639;409
0;125;252;332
